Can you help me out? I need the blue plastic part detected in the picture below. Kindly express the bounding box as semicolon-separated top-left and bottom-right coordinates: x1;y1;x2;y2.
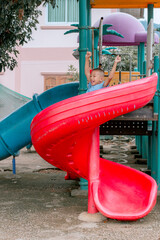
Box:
12;156;16;174
64;29;79;35
12;151;19;174
79;178;88;190
0;82;79;160
102;50;112;55
32;94;43;112
26;143;32;150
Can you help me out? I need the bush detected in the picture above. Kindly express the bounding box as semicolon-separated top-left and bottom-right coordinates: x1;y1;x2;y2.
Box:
0;0;56;71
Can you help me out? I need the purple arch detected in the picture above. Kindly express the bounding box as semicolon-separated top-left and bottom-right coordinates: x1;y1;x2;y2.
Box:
94;12;159;46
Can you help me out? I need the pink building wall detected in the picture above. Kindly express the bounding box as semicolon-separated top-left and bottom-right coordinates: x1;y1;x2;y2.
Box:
0;5;116;98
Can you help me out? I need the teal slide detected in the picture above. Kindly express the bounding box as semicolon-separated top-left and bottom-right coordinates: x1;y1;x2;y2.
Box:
0;82;79;160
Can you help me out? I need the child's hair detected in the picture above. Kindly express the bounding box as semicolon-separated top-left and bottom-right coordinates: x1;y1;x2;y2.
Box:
92;68;104;77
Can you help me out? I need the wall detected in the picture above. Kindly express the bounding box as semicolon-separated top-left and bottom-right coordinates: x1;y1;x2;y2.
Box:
0;5;117;98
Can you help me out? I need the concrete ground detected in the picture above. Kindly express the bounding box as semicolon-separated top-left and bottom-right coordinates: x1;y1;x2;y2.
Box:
0;136;160;240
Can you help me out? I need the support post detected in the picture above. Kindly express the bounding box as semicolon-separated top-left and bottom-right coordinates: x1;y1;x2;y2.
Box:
146;4;157;180
154;56;159;112
148;4;154;24
92;29;95;69
139;42;145;76
78;0;88;94
138;45;140;73
87;0;91;52
151;56;159;179
99;17;103;69
79;0;91;190
142;60;148;162
138;42;145;156
156;52;160;188
12;155;16;174
142;59;149;166
88;127;99;214
136;45;141;152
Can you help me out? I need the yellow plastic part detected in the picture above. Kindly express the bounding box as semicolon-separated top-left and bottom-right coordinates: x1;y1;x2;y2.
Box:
90;0;160;8
104;71;140;86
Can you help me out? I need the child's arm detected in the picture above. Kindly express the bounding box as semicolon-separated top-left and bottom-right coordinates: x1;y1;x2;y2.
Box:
85;51;92;83
103;55;121;87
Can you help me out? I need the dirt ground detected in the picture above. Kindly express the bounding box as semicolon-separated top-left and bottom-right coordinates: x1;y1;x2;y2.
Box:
0;136;160;240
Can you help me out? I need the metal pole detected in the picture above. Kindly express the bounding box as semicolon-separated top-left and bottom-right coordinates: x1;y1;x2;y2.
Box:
92;29;94;69
136;45;142;153
142;60;152;175
139;43;145;77
157;49;160;188
142;60;148;163
151;56;159;180
12;156;16;174
143;61;151;168
99;17;103;69
138;45;140;72
154;56;159;113
143;60;146;76
87;0;91;52
148;4;154;24
78;0;90;190
129;54;132;82
136;48;140;153
119;59;122;84
147;4;157;182
146;19;154;77
79;0;88;94
139;42;145;156
146;4;154;78
157;90;160;188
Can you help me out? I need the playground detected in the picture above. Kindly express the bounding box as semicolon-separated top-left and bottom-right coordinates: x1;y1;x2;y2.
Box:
0;144;160;240
1;0;160;238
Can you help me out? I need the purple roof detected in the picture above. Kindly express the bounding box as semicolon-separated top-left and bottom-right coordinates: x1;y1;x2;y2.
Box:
94;12;159;46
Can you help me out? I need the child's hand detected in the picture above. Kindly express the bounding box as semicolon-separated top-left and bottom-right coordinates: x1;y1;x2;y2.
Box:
85;51;92;59
115;55;121;63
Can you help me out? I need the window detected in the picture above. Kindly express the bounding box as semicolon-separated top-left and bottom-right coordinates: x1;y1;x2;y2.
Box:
48;0;79;24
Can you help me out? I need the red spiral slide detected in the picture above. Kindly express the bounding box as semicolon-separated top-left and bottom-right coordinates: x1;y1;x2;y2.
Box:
31;73;158;220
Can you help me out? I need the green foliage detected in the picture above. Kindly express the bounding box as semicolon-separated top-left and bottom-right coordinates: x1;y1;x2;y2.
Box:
153;43;160;57
0;0;56;71
67;65;79;82
102;44;160;73
102;46;138;72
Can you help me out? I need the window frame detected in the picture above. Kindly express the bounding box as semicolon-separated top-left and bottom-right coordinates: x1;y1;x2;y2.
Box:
45;2;79;26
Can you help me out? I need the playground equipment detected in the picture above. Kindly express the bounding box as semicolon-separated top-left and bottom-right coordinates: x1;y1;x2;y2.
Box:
76;0;160;189
0;0;159;221
0;84;30;120
90;0;160;8
0;82;79;160
72;11;160;189
93;12;159;46
31;74;158;220
89;12;160;185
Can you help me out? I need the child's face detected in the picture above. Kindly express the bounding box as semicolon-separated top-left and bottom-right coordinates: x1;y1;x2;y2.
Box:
90;70;103;86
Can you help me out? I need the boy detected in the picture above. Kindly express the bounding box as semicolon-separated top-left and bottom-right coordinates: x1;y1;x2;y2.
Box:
85;51;121;92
